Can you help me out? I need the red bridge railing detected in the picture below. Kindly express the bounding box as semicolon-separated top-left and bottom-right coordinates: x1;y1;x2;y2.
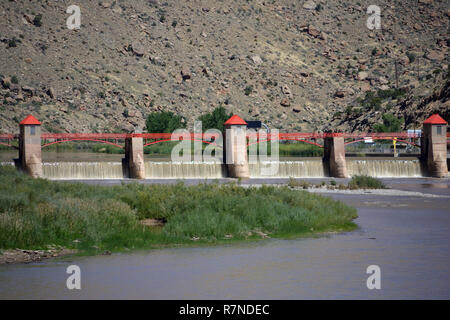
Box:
1;132;448;150
1;132;447;140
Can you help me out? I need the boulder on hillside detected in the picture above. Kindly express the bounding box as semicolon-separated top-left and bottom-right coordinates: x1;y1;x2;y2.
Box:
280;98;290;107
281;84;292;97
426;50;445;61
100;2;111;8
250;55;263;65
307;26;326;40
181;66;192;80
1;77;11;89
47;87;56;99
357;71;368;81
334;90;346;98
303;1;316;10
130;41;146;57
22;86;35;96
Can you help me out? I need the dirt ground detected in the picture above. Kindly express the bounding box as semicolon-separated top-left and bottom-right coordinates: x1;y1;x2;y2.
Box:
0;248;77;265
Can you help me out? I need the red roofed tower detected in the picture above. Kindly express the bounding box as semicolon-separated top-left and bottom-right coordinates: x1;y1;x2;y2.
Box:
18;114;42;178
423;114;447;125
223;115;249;179
421;114;447;177
20;114;42;125
224;115;248;126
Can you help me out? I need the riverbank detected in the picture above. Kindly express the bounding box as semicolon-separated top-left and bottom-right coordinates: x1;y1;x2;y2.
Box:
0;248;77;264
0;166;358;264
2;186;448;299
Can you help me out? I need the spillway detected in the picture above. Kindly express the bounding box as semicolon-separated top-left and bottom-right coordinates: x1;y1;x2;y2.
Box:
346;159;423;178
37;158;425;179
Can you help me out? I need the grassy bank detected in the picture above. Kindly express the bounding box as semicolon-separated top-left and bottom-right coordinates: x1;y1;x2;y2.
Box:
348;175;386;189
0;165;357;255
288;175;387;190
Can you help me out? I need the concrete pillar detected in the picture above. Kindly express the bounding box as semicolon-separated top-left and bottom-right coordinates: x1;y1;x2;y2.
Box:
421;114;448;178
223;115;250;179
323;134;348;178
18;114;43;178
123;135;145;179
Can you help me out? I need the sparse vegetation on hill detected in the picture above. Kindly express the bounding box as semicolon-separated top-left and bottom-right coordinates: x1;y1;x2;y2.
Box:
374;113;404;133
0;0;448;134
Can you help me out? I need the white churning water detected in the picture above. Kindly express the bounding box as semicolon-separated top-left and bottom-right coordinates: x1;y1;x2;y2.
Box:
42;162;124;179
346;159;423;178
39;159;424;179
249;160;325;178
144;161;226;179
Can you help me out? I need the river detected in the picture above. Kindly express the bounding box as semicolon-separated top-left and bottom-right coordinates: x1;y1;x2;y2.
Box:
0;179;449;299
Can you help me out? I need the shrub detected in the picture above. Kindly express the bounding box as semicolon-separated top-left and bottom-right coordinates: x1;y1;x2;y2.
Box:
288;177;300;188
146;111;186;133
359;88;406;111
8;38;18;48
33;14;43;27
244;85;253;96
359;91;383;110
373;113;404;132
377;88;406;100
406;52;416;64
197;105;232;132
11;75;18;84
348;175;386;189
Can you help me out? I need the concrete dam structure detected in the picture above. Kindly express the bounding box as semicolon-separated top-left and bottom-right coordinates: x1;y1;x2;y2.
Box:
0;114;448;180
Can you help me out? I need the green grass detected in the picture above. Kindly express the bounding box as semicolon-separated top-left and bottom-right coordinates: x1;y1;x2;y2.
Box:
142;141;323;157
1;140;323;157
144;141;179;155
253;142;323;157
278;143;323;157
348;175;386;189
0;165;357;254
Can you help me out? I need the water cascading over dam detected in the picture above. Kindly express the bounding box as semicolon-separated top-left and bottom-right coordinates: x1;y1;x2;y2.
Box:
41;161;226;179
249;159;325;178
346;159;423;178
144;161;226;179
39;158;425;179
43;162;124;179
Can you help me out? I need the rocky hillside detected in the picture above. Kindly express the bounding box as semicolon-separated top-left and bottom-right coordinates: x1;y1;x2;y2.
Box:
0;0;448;134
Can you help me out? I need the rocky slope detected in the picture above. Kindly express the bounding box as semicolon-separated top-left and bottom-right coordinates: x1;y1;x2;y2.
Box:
0;0;448;134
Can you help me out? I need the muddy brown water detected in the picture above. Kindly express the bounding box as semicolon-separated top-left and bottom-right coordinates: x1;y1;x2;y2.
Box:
0;179;449;299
